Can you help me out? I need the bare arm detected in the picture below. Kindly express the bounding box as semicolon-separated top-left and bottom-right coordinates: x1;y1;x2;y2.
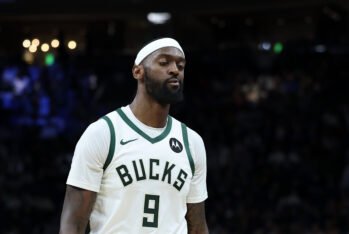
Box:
186;202;209;234
59;185;97;234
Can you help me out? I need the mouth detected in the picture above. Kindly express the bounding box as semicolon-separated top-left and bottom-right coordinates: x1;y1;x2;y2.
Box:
167;78;180;86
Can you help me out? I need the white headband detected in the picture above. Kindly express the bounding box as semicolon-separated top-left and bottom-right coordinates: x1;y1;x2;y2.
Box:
134;38;185;65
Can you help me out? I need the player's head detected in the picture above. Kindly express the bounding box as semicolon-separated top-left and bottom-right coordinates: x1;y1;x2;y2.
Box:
132;38;186;105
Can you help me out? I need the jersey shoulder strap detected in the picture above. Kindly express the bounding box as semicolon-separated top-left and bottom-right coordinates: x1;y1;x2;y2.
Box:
180;122;195;176
101;115;116;170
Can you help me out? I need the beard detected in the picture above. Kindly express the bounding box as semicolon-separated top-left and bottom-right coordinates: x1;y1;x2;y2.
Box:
144;70;184;105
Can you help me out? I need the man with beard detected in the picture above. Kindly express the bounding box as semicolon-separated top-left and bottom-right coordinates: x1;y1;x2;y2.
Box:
60;38;209;234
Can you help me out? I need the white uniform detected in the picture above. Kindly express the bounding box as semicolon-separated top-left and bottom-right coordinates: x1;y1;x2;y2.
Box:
67;106;208;234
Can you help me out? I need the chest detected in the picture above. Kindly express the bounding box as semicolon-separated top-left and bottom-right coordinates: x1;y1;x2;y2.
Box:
103;119;193;194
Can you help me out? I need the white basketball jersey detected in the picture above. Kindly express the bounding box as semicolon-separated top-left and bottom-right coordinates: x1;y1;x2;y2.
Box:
89;107;197;233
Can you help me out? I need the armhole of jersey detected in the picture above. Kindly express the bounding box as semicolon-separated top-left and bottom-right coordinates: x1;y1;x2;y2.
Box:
101;116;116;171
181;123;195;176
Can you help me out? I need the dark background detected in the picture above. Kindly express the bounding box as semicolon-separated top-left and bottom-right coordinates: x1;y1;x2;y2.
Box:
1;0;349;233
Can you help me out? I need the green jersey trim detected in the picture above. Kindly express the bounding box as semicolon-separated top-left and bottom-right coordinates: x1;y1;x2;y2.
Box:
101;116;116;170
181;123;195;176
116;108;172;144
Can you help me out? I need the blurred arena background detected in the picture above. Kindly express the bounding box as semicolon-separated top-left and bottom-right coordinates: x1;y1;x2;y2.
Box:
0;0;349;233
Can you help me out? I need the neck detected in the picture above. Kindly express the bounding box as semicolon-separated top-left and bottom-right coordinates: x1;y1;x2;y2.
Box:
129;92;170;128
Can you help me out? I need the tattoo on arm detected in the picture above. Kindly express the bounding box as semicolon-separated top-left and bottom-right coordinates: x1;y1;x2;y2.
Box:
186;202;209;234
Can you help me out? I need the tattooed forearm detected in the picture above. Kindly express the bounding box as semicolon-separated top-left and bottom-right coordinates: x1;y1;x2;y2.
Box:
186;202;209;234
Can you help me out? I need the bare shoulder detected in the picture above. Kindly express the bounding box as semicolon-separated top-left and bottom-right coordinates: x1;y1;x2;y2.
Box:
186;201;209;234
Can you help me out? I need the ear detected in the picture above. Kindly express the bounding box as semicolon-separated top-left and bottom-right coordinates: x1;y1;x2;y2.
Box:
132;65;144;81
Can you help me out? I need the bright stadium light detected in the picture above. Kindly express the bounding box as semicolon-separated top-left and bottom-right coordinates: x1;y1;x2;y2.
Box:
32;38;40;47
41;43;50;52
29;45;37;53
258;41;271;51
68;40;77;50
51;39;60;48
147;12;171;24
22;39;31;48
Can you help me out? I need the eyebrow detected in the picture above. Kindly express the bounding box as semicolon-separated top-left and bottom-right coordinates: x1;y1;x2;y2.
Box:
156;53;186;62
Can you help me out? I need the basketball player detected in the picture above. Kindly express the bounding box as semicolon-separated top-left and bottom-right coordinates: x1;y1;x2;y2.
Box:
59;38;209;233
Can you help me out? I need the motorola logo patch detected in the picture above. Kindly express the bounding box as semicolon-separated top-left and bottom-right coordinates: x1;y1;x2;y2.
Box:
169;138;183;153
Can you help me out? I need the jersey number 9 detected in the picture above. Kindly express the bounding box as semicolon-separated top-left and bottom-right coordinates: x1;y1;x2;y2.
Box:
143;194;160;227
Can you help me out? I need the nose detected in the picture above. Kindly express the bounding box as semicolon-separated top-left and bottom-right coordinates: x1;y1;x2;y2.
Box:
168;62;179;77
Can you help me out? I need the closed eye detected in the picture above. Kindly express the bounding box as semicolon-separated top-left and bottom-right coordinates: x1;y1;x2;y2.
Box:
159;60;169;66
177;63;185;70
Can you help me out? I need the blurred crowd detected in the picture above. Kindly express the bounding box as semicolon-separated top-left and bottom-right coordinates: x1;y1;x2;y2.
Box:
0;48;348;234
